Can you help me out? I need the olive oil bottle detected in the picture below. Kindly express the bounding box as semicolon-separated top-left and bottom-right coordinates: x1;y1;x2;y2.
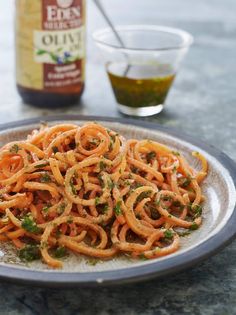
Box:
15;0;86;107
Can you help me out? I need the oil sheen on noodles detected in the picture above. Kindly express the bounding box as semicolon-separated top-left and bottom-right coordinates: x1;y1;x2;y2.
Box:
0;122;208;268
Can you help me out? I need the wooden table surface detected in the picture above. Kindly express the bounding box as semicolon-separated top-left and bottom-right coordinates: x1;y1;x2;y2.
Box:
0;0;236;314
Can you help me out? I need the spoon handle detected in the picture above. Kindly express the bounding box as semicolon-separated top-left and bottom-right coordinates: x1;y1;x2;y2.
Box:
92;0;131;76
92;0;125;48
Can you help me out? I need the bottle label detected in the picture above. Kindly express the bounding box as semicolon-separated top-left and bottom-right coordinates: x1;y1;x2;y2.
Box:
16;0;85;92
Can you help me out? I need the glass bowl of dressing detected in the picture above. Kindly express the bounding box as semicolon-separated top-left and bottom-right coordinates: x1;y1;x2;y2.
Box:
93;25;193;117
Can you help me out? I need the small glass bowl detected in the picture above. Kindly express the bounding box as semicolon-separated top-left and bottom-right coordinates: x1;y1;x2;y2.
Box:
93;25;193;117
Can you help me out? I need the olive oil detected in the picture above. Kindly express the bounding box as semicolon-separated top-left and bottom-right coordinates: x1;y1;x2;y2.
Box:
107;63;175;108
16;0;86;107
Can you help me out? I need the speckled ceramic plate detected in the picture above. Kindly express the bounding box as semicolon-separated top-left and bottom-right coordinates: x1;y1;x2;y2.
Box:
0;115;236;287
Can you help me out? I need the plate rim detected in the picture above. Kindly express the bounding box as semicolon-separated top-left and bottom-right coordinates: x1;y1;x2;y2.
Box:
0;114;236;287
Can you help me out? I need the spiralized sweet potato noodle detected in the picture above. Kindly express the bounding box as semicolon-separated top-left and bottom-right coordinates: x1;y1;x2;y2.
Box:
0;122;207;268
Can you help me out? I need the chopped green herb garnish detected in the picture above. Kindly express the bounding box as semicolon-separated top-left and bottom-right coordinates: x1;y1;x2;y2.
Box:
86;258;99;266
57;203;66;214
10;144;20;154
42;206;50;214
99;161;106;171
98;175;104;188
21;216;42;234
100;220;106;228
133;183;143;189
136;191;152;203
189;222;199;230
173;200;181;207
90;138;99;145
70;180;77;195
164;230;173;239
124;180;131;186
40;241;48;249
67;217;73;224
95;197;100;206
162;195;172;202
192;204;202;218
150;207;160;220
102;203;108;214
109;134;116;150
35;163;49;169
187;203;193;211
131;166;138;174
110;134;116;143
177;231;191;237
40;173;51;183
181;177;192;188
139;253;148;261
146;151;156;163
114;200;122;216
172;151;180;156
53;246;68;258
55;229;62;239
52;146;59;153
108;178;115;190
18;245;40;262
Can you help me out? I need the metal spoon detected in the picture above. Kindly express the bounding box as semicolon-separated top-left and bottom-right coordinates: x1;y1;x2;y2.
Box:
92;0;130;76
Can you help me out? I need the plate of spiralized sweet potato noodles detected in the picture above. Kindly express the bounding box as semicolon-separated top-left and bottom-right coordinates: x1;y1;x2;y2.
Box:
0;116;235;287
